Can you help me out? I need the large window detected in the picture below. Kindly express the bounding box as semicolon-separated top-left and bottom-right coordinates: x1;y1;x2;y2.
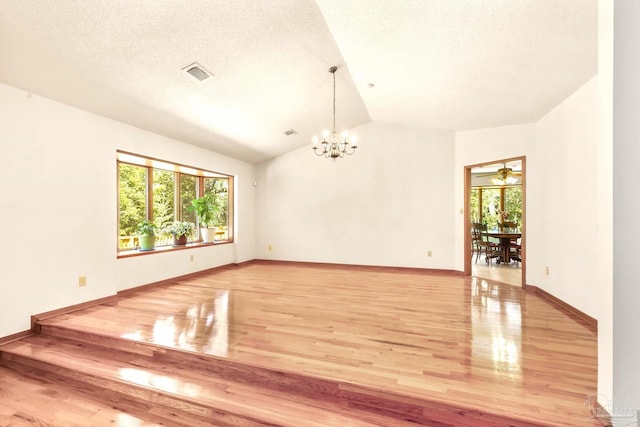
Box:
470;160;523;229
470;185;521;230
117;151;233;252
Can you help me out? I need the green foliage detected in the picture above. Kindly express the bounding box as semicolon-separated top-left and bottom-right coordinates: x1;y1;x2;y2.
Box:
204;178;228;227
189;194;219;228
135;220;157;236
119;164;146;236
470;186;522;229
153;169;175;229
153;198;174;229
504;187;522;224
180;174;198;225
482;188;501;229
161;221;195;238
469;188;480;223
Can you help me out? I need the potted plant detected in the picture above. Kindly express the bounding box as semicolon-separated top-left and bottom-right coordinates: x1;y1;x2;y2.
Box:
189;194;219;243
162;221;195;246
135;220;157;251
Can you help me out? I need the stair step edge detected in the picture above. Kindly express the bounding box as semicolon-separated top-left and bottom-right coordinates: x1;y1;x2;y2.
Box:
1;340;393;427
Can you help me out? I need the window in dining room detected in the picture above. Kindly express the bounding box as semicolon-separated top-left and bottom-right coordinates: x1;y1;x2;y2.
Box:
470;160;523;230
504;186;522;225
470;186;522;229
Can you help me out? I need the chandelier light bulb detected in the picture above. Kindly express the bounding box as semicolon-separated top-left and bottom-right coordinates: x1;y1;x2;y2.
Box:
312;135;319;145
322;129;330;138
342;130;348;138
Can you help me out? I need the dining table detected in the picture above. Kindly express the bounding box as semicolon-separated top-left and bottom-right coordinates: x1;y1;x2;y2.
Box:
485;229;522;264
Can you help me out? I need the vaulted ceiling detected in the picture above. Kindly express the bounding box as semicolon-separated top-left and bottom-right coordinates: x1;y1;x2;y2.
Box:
0;1;597;164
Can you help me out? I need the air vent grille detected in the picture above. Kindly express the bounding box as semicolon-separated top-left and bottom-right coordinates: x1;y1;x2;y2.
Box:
183;62;212;81
284;129;298;136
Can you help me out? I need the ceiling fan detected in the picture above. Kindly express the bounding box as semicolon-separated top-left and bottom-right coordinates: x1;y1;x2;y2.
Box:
474;163;522;185
495;165;518;180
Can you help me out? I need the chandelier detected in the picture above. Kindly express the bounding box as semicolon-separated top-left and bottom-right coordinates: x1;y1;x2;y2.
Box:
312;66;358;161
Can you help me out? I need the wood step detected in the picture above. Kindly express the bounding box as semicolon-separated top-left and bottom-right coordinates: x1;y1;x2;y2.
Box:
28;321;553;427
0;364;166;426
0;334;431;427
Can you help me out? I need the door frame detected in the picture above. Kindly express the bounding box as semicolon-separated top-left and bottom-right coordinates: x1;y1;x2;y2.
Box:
463;156;526;288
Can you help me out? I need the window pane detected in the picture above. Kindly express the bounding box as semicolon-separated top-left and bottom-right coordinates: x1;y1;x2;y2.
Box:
470;188;480;223
204;177;229;240
180;173;198;226
504;186;522;226
482;188;501;230
119;163;147;249
153;169;175;230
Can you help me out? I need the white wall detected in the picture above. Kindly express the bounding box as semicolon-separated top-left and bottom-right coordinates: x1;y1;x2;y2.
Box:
597;0;613;406
454;73;615;405
613;0;640;417
529;76;601;317
530;73;614;404
255;121;455;269
0;83;256;337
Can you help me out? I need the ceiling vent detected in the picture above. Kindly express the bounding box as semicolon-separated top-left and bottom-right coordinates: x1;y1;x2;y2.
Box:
284;129;298;136
183;62;212;81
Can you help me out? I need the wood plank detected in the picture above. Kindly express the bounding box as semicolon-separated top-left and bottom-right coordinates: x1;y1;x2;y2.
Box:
1;336;413;427
525;284;597;332
2;262;599;426
0;365;166;426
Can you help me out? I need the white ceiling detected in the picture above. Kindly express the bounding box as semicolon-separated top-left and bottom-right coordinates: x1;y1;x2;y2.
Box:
0;0;597;164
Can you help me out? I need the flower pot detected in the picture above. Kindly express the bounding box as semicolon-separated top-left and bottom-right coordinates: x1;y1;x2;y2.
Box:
138;235;156;251
173;235;188;246
200;227;217;243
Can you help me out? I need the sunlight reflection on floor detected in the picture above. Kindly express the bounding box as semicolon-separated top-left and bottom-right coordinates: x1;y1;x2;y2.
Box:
472;253;522;287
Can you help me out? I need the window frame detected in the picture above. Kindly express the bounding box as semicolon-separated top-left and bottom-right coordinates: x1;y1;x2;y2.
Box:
116;150;234;258
469;185;521;229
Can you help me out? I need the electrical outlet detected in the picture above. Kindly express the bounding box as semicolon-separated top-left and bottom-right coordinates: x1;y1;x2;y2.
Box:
545;266;550;275
190;255;194;262
78;276;87;287
268;245;272;251
427;250;433;257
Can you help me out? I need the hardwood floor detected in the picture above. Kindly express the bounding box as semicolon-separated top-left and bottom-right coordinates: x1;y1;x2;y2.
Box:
471;253;522;287
0;261;600;426
0;365;164;426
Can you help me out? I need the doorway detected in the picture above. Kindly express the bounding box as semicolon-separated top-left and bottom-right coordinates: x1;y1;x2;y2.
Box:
464;157;526;288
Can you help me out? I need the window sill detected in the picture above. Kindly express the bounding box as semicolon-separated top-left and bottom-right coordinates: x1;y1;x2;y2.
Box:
117;240;232;259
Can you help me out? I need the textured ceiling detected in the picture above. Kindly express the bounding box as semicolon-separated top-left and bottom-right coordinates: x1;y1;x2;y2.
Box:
0;0;597;164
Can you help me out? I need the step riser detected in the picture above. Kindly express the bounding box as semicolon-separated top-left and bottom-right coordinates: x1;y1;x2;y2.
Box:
34;324;545;427
0;353;273;427
41;325;429;422
40;324;159;357
153;350;432;423
37;324;454;426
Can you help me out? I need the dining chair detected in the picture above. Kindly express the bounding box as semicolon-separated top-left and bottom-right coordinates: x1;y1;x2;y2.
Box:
501;222;521;264
471;223;499;264
500;221;517;230
509;238;522;264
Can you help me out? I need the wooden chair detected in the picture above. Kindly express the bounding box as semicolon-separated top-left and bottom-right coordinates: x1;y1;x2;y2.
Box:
471;223;499;264
509;238;522;264
499;222;521;264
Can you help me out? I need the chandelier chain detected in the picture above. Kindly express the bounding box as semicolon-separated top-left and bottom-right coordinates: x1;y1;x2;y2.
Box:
332;67;336;133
